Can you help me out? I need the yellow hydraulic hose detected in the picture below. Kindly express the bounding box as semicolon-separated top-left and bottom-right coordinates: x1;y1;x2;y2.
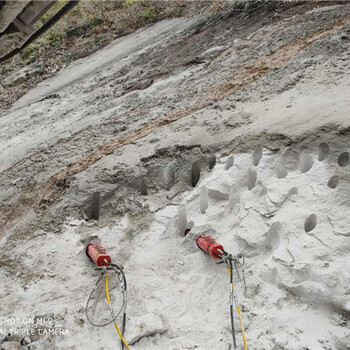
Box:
105;271;131;350
227;266;248;350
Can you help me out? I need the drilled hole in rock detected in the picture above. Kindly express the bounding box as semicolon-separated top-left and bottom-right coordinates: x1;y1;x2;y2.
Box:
327;175;340;189
338;152;349;167
207;188;229;200
261;222;282;254
288;187;298;196
140;177;148;195
288;187;298;201
177;205;187;235
281;148;299;171
318;142;329;161
225;155;234;170
299;152;313;173
277;162;288;179
208;155;216;170
184;221;195;236
114;196;126;215
187;221;195;230
164;166;175;191
199;186;208;214
191;162;201;187
304;214;317;233
247;168;257;190
89;192;101;220
252;146;263;166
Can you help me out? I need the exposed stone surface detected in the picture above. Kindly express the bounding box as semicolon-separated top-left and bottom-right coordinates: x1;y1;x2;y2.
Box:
0;2;350;349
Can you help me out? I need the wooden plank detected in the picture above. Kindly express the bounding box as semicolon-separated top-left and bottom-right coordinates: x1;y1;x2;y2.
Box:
12;18;34;35
19;0;57;26
0;0;31;32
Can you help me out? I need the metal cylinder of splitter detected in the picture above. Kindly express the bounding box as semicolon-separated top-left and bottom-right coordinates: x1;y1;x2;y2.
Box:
86;243;112;266
196;235;224;259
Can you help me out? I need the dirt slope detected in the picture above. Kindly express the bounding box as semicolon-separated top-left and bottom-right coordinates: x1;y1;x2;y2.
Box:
0;2;350;349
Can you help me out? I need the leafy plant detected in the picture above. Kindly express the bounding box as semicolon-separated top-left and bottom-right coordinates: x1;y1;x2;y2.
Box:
141;6;157;22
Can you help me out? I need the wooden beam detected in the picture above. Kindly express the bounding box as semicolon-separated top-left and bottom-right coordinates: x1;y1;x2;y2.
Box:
0;0;31;32
19;0;57;26
12;18;34;35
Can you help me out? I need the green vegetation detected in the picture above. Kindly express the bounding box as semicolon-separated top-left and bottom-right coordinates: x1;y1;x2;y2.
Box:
9;0;218;66
142;6;157;22
1;0;231;109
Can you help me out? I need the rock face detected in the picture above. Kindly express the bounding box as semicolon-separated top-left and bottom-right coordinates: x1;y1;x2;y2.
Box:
0;342;21;350
2;64;43;87
0;2;350;349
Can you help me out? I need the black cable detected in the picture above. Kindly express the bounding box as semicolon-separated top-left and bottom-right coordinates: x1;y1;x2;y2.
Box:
236;254;247;295
85;268;125;328
109;263;127;291
121;312;126;350
229;259;237;349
